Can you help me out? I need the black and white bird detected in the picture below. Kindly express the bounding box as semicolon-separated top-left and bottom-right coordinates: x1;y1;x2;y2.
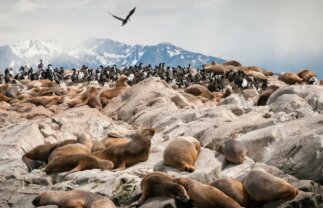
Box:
109;7;136;26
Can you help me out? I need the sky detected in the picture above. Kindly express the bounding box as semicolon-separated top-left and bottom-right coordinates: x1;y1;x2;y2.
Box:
0;0;323;76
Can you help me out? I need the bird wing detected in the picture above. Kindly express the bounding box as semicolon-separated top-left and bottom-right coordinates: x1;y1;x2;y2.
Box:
108;12;125;22
125;7;136;20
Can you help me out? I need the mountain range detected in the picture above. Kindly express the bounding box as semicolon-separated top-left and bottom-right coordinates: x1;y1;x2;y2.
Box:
0;38;224;71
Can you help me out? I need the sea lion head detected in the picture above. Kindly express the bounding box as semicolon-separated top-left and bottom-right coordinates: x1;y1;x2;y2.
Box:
141;128;156;140
171;184;190;202
77;133;93;150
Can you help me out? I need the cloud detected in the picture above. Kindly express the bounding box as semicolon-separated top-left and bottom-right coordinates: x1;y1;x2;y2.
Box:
0;0;322;75
13;0;46;13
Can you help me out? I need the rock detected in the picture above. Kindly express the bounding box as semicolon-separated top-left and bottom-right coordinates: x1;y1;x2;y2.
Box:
263;191;323;208
242;88;259;104
268;85;323;114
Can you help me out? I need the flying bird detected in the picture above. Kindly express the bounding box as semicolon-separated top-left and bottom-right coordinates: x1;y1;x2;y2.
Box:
109;7;136;26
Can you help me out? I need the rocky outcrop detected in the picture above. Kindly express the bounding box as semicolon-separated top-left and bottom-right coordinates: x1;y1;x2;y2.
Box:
0;78;322;207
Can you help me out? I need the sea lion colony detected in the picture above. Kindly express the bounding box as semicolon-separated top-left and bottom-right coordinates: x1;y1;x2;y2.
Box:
0;61;319;207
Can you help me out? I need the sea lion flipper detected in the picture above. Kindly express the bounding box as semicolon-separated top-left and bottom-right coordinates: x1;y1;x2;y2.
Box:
111;162;126;172
128;194;146;207
62;165;83;178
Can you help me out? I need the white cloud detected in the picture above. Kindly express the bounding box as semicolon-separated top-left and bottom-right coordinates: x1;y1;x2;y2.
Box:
14;0;46;13
0;0;322;74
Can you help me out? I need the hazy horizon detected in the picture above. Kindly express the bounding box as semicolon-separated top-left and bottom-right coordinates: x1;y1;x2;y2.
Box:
0;0;323;77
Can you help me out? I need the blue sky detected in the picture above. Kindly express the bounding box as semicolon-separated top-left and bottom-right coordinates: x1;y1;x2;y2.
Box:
0;0;322;77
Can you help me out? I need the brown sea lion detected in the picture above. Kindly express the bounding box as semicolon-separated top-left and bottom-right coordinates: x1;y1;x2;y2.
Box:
216;139;246;164
211;178;250;207
173;177;241;208
91;140;106;152
184;84;232;102
92;129;155;170
39;80;59;88
99;75;130;107
204;64;231;75
68;86;102;109
163;137;201;172
32;190;116;208
257;85;280;106
22;140;77;172
222;60;242;67
44;154;114;176
101;137;130;148
243;170;298;203
21;96;63;107
278;73;303;85
238;66;273;76
0;93;11;102
48;134;92;161
296;69;316;82
129;172;189;207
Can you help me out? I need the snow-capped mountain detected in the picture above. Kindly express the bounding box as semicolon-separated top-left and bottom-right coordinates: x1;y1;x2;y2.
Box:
0;38;224;70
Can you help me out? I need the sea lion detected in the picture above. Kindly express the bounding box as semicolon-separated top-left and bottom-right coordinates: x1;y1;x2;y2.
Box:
48;134;92;161
99;75;130;107
0;93;11;102
216;138;246;164
296;69;316;82
257;85;279;106
129;172;189;207
21;96;63;107
68;86;102;109
163;137;201;172
204;64;231;75
238;66;272;76
173;177;241;208
222;60;242;67
32;190;116;208
44;154;114;176
211;178;250;207
278;72;303;85
91;140;106;152
22;140;77;172
92;129;155;170
101;136;130;148
184;84;232;102
243;170;298;203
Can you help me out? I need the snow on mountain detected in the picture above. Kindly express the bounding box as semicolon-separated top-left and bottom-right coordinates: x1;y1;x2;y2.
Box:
0;38;224;70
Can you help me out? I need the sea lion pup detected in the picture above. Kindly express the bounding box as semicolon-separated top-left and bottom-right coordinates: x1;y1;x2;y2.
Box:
215;136;246;164
48;134;92;161
129;172;189;207
184;84;232;102
68;86;102;109
22;140;77;172
278;72;303;85
211;178;250;207
257;85;280;106
32;190;116;208
99;75;129;107
163;137;201;172
44;154;114;175
92;128;155;170
222;60;242;67
243;170;298;203
173;177;241;208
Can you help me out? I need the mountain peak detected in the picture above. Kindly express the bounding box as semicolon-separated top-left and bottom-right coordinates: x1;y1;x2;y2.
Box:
0;38;224;70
